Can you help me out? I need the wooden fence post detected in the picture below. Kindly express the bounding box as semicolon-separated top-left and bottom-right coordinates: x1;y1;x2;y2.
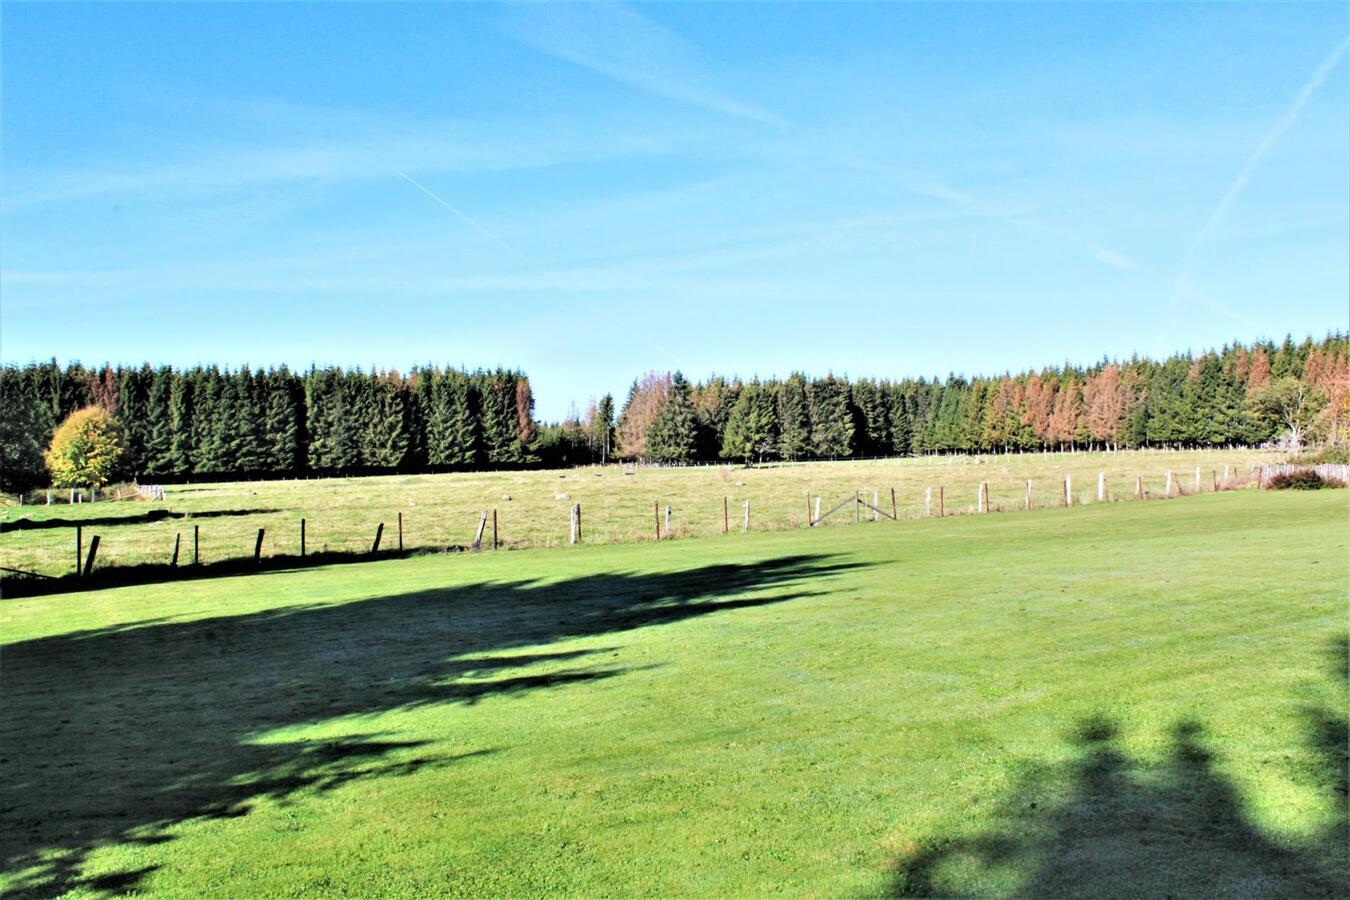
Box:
254;528;265;564
665;505;672;537
373;522;385;554
398;512;404;551
473;512;487;550
654;501;661;540
1025;479;1033;510
82;535;100;577
171;533;181;568
1194;467;1201;493
939;486;945;517
872;489;880;521
891;488;897;520
743;499;750;532
300;518;306;557
1097;471;1106;502
1212;470;1218;492
1165;470;1173;496
1135;475;1143;498
804;493;811;526
1064;475;1072;507
814;496;822;526
493;508;499;550
725;497;730;534
925;486;932;517
194;524;200;565
75;525;83;576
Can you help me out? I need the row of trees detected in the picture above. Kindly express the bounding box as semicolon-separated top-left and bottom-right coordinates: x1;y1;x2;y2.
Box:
1;334;1345;491
612;334;1350;464
0;364;538;491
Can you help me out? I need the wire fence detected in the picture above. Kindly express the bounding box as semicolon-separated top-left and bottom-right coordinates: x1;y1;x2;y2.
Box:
0;463;1271;587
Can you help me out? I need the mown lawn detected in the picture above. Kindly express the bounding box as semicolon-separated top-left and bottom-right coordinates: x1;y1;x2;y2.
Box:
2;489;1345;896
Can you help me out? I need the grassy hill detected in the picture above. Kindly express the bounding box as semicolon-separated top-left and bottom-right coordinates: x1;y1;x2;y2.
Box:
2;489;1345;896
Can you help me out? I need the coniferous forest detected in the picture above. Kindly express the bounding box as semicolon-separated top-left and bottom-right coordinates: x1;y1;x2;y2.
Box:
1;334;1346;492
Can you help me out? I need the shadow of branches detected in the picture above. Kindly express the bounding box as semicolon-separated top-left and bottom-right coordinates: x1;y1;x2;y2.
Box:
2;552;861;896
891;636;1348;897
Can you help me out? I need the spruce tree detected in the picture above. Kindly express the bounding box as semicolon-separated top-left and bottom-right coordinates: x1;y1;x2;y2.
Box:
0;367;54;492
168;372;195;475
264;369;301;473
141;366;174;475
647;372;697;463
363;375;410;469
446;371;480;467
721;379;777;464
776;374;810;460
808;375;853;458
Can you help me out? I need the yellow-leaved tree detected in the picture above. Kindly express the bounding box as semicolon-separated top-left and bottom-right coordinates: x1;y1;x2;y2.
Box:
44;406;124;488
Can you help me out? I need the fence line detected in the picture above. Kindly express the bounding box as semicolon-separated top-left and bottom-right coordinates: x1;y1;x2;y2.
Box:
1254;464;1349;488
0;465;1277;586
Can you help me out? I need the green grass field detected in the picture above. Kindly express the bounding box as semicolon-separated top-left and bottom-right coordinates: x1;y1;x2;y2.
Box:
1;447;1278;577
2;488;1344;896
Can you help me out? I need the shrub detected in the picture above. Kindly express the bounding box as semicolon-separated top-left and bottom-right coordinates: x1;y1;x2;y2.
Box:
1267;470;1344;491
44;406;124;488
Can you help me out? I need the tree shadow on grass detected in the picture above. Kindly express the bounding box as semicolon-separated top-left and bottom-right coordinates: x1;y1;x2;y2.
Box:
1;552;863;896
890;636;1348;898
0;507;281;532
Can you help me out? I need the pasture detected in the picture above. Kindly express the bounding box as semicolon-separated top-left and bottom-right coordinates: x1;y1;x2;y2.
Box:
1;447;1280;579
2;489;1344;896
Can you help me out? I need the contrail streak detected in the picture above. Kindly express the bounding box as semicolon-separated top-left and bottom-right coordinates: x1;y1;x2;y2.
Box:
1169;34;1349;317
392;168;546;275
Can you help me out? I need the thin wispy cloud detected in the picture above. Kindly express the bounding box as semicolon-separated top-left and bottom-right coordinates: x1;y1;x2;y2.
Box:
840;157;1141;272
1;111;684;210
500;2;785;126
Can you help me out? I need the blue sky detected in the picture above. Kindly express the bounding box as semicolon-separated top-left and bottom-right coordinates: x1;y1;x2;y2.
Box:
2;2;1347;420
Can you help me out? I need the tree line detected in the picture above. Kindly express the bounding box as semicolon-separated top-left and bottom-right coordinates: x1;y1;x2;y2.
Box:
1;334;1345;492
604;333;1348;465
0;365;538;491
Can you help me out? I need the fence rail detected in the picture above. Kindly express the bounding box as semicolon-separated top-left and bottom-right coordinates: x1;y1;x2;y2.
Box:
0;465;1272;590
1255;464;1349;487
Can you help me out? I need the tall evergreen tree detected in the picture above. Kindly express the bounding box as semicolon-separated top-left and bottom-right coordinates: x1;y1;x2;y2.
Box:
721;379;777;464
776;374;811;461
808;374;853;458
140;366;174;475
264;369;301;472
647;371;697;463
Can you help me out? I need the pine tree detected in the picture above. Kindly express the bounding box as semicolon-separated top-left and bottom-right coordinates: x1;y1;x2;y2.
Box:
721;379;777;464
480;370;519;465
693;376;738;461
168;373;194;475
850;379;889;456
363;374;410;469
647;372;697;463
776;374;810;460
592;394;616;463
887;383;912;455
264;369;301;472
0;366;54;492
192;368;228;473
808;375;853;458
445;371;481;467
141;366;174;475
